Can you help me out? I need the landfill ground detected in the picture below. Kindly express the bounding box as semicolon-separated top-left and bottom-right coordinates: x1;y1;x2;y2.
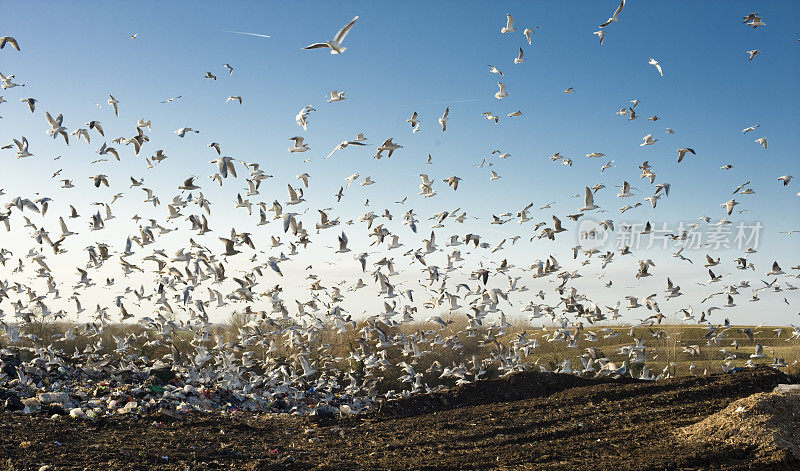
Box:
1;366;797;470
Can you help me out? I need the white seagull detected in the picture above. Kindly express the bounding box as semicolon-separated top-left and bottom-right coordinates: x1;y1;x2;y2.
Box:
494;83;509;100
599;0;626;28
175;127;199;138
594;30;606;45
304;16;359;54
523;27;539;45
288;137;310;153
438;107;449;132
327;90;346;103
640;134;658;146
746;49;761;61
514;47;525;64
501;13;517;34
648;58;663;76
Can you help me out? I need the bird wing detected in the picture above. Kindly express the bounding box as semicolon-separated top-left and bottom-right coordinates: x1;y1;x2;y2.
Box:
226;159;237;178
612;0;626;19
334;16;359;44
287;184;298;201
584;187;594;206
215;159;227;177
325;144;339;159
600;0;625;27
0;36;20;51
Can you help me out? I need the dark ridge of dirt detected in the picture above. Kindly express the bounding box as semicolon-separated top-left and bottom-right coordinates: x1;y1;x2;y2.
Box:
375;370;632;419
0;366;795;470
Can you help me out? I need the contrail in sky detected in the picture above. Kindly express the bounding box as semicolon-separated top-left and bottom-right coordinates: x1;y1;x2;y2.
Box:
220;29;271;38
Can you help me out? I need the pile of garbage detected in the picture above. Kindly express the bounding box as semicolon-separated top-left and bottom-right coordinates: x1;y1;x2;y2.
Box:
0;348;373;420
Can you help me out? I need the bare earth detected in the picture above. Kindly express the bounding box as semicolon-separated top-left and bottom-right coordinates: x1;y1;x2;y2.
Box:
1;366;797;470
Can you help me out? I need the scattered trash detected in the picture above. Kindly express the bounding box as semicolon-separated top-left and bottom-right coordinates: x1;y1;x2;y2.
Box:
0;346;374;418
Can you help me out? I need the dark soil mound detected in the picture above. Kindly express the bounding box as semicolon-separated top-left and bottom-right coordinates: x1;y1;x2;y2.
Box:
0;366;794;470
376;370;629;418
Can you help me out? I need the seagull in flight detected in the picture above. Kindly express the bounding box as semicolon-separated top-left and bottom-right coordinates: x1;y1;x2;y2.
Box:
175;127;199;138
327;90;346;103
0;36;20;51
641;134;658;146
677;148;695;163
579;187;599;211
514;47;525;64
523;27;540;45
296;105;316;130
501;13;517;34
108;94;120;116
594;30;606;46
742;124;759;134
288;136;310;153
304;16;359;54
648;58;663;76
495;83;509;100
438;107;449;132
20;97;36;112
599;0;626;28
406;111;420;132
488;65;503;76
326;140;366;159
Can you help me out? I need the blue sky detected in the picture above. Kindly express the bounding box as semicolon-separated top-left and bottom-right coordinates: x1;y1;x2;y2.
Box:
1;1;799;324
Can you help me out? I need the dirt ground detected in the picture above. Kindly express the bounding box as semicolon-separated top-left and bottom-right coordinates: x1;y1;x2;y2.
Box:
1;366;797;470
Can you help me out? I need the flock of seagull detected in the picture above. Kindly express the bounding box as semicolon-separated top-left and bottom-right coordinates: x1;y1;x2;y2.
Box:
0;5;798;417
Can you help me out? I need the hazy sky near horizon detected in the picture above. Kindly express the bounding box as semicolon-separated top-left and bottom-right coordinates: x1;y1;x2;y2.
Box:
1;1;799;325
